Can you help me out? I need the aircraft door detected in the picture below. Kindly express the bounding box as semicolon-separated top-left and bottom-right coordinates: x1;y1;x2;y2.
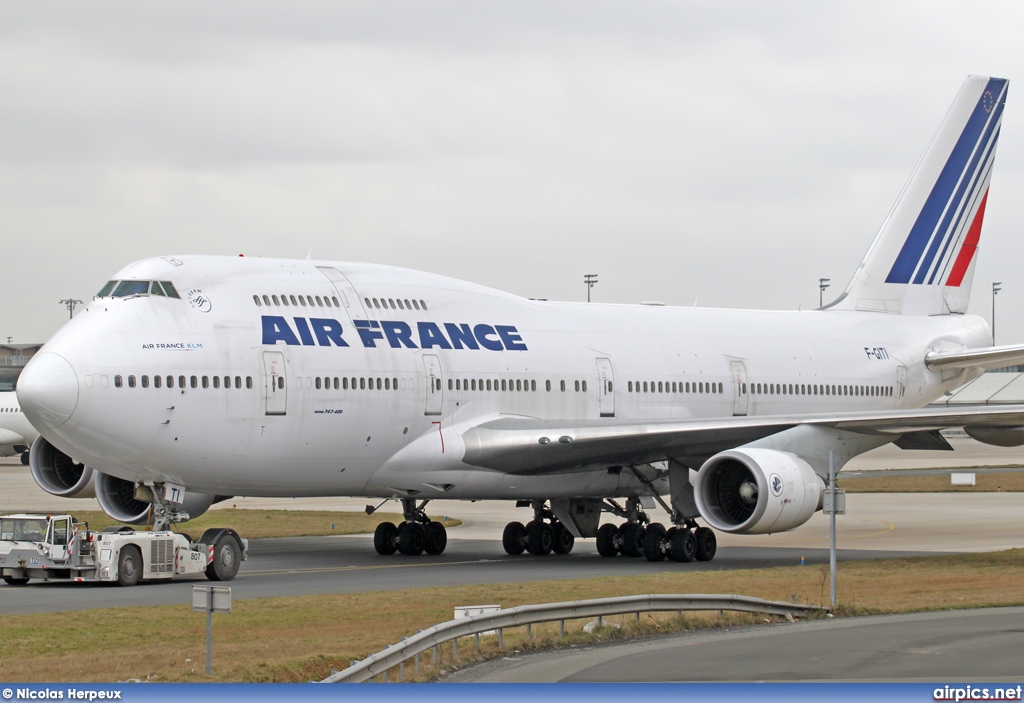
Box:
317;266;368;321
896;365;907;408
596;357;615;417
422;354;443;416
262;351;288;416
729;360;748;416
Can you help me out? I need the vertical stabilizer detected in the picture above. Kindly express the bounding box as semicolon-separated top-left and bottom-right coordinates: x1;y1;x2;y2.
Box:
833;76;1007;315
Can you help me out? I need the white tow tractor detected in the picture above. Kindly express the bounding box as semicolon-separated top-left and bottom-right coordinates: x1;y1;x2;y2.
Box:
0;513;246;587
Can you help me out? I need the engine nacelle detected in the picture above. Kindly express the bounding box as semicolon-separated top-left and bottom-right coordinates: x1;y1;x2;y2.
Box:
964;426;1024;447
95;473;220;525
694;448;825;534
28;436;96;498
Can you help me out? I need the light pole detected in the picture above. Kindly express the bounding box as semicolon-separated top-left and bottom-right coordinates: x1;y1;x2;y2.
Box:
992;282;1002;345
59;298;84;320
819;278;831;308
584;274;598;303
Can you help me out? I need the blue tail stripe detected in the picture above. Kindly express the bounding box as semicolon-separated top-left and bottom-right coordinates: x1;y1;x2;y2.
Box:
913;97;1003;284
926;130;998;284
885;78;1007;284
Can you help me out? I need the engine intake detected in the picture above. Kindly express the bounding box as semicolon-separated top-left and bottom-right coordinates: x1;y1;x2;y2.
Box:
694;448;824;534
96;473;222;525
28;436;95;498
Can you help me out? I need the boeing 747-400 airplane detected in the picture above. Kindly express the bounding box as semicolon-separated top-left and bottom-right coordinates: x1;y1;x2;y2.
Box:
17;75;1024;563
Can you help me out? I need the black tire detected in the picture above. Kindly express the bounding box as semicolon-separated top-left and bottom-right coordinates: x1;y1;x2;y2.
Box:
424;521;447;555
206;534;241;581
642;523;667;562
668;528;696;563
551;522;575;554
20;451;30;466
502;521;526;555
618;523;645;558
694;527;717;562
595;523;619;557
373;522;398;555
397;522;425;556
525;521;554;556
117;545;142;587
3;574;30;586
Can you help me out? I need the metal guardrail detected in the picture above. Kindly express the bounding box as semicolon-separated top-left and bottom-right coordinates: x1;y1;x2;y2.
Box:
321;593;824;683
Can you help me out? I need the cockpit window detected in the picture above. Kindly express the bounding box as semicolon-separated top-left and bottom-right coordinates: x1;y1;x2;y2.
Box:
97;281;117;297
160;281;181;299
112;280;150;297
150;281;166;296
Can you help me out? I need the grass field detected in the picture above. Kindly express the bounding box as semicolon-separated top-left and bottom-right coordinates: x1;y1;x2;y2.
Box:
1;548;1021;683
841;471;1024;493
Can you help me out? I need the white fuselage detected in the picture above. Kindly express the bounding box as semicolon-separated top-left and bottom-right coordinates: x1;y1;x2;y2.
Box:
24;256;989;499
0;391;36;456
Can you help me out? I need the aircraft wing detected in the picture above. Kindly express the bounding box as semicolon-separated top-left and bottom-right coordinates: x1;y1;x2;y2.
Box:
925;343;1024;371
459;405;1024;474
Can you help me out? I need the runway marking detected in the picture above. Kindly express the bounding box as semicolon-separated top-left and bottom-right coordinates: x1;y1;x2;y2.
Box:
242;558;499;577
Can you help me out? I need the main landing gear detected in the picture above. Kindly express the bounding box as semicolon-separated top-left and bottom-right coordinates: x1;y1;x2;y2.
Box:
372;498;448;557
595;496;718;563
502;500;575;556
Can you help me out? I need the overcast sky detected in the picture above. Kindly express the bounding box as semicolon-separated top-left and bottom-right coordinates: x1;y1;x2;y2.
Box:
3;2;1024;345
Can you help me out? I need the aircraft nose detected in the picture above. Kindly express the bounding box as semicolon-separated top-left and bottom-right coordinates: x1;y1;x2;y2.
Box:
17;352;80;429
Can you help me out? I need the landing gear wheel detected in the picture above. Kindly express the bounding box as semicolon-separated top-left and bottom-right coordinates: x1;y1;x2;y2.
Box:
642;522;667;562
397;522;426;556
207;534;241;581
373;522;398;555
668;528;696;563
3;575;29;586
20;451;29;466
551;522;575;554
525;520;554;556
502;521;526;555
694;527;717;562
117;545;142;587
596;523;619;557
618;522;646;558
424;521;448;555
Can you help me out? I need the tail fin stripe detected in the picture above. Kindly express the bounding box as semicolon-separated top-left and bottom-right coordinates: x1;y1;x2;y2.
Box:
945;190;989;287
924;126;1000;284
884;77;1007;285
914;100;1004;284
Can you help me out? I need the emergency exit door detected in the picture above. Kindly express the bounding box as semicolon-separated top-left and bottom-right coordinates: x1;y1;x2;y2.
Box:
596;357;615;417
262;351;287;416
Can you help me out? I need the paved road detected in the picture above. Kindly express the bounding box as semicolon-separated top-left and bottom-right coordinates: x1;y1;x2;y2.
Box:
452;607;1024;682
0;533;931;614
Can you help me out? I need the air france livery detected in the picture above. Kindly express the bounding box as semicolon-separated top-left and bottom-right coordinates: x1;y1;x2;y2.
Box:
18;76;1024;563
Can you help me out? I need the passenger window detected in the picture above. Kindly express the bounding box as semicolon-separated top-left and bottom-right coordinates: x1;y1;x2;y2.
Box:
179;375;186;388
202;376;209;389
154;375;162;389
272;295;280;305
253;295;261;306
332;297;340;307
365;298;372;307
516;380;522;391
190;376;198;389
373;299;380;309
545;380;551;392
141;375;149;388
128;375;136;388
404;299;412;309
560;380;566;392
277;377;284;390
531;380;536;391
420;300;427;310
263;295;271;306
213;376;221;389
376;378;382;390
412;300;420;310
114;375;123;388
396;299;404;310
316;296;324;306
282;295;290;306
246;377;253;389
235;376;242;389
315;377;321;390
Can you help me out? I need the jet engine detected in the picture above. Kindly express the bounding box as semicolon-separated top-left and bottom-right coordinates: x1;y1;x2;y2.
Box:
694;448;825;534
96;473;221;525
28;436;96;498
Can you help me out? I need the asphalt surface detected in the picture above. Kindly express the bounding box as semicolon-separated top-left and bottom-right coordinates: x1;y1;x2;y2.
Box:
452;607;1024;682
0;533;932;615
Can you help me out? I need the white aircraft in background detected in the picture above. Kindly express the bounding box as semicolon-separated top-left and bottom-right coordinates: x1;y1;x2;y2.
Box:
17;75;1024;564
0;392;37;465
